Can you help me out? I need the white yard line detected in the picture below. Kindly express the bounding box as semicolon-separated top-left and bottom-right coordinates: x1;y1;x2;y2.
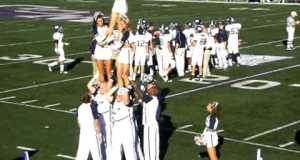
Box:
289;84;300;87
147;0;300;5
69;108;77;112
0;28;50;34
81;60;92;64
0;96;16;100
279;141;295;148
240;36;300;49
21;99;39;104
16;145;37;151
0;35;88;47
166;64;300;99
0;100;74;114
0;75;92;94
44;103;61;108
176;129;300;154
225;137;300;154
243;23;283;30
57;154;75;159
176;124;193;130
0;51;88;66
243;120;300;141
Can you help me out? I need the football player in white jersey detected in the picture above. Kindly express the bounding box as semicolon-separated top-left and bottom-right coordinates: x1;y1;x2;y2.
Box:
190;26;208;81
174;25;187;77
111;88;138;160
225;17;242;65
216;21;228;70
133;26;151;81
93;14;113;83
286;11;300;51
159;26;175;82
203;22;217;78
183;22;195;72
48;25;68;74
75;92;101;160
142;82;160;160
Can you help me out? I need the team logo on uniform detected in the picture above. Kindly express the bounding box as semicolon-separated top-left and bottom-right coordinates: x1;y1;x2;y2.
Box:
0;5;105;23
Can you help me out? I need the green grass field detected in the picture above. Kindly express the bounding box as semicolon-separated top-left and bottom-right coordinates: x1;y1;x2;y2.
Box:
0;0;300;159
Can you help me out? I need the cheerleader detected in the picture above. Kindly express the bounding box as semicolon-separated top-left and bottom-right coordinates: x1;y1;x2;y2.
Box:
93;13;113;83
195;101;220;160
107;0;128;37
112;15;133;88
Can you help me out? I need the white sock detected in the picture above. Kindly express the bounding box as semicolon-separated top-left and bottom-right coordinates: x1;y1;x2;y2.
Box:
60;64;64;73
141;73;144;80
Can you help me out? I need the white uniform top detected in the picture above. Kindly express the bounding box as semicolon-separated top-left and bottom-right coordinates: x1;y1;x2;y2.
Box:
204;115;219;132
112;101;131;122
53;32;64;49
206;27;218;49
183;28;195;46
134;34;150;48
94;94;111;115
77;103;96;135
95;26;109;44
193;32;208;47
142;96;160;125
160;33;172;50
287;16;296;29
225;23;241;43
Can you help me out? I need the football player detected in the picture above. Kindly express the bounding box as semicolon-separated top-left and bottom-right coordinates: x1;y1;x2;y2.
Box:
48;25;68;74
203;21;218;78
207;20;219;70
286;11;300;51
216;21;228;70
183;22;195;72
159;26;175;82
190;26;207;81
174;25;187;77
225;17;242;65
132;25;151;81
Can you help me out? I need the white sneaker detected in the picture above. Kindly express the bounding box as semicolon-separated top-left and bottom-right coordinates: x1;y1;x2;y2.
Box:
60;71;68;74
48;65;52;72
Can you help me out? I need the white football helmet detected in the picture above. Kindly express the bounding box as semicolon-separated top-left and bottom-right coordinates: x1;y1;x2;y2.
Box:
291;11;298;17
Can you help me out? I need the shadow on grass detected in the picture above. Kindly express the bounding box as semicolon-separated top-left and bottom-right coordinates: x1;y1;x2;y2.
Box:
159;87;176;160
66;57;84;71
13;150;39;160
